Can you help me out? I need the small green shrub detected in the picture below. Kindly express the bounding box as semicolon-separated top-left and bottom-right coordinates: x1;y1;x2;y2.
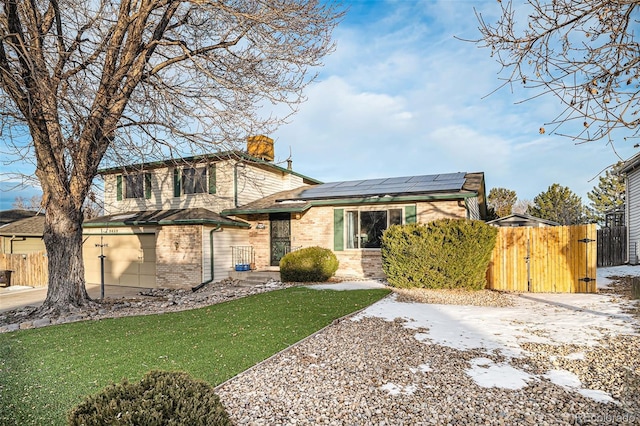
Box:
381;219;497;290
67;370;232;426
280;246;339;282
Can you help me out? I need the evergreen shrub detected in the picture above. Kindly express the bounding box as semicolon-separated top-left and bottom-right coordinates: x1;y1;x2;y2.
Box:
67;370;232;426
280;246;339;282
381;219;497;290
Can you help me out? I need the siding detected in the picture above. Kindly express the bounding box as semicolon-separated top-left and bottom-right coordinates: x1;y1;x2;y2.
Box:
627;170;640;263
212;227;250;281
235;162;306;207
103;159;307;215
466;197;480;220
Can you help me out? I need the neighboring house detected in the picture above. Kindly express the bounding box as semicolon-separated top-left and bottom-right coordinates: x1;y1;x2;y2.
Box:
0;209;37;226
486;213;559;228
82;136;321;288
0;211;45;254
223;172;487;279
620;152;640;263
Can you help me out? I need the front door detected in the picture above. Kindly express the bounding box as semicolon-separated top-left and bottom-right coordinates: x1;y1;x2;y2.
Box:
270;213;291;266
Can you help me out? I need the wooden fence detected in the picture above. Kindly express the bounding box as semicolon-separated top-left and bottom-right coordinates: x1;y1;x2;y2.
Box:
0;252;48;287
486;224;597;293
597;226;626;267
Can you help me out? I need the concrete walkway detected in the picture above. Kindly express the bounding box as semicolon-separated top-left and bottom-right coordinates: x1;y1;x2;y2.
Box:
0;284;150;313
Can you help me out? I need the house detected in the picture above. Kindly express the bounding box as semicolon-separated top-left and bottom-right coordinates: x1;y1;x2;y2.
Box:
223;172;487;279
0;211;46;254
486;213;559;228
82;136;321;288
620;152;640;263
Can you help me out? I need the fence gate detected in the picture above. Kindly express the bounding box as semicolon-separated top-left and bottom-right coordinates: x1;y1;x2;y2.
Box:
597;226;626;267
486;224;597;293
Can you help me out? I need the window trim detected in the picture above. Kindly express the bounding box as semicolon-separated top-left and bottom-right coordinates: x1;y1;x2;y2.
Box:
173;164;217;197
117;172;152;200
344;207;406;250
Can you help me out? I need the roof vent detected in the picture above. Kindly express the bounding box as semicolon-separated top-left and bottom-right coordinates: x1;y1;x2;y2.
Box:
247;135;274;162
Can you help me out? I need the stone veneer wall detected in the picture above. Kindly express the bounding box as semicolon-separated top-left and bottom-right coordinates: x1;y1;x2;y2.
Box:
156;224;203;288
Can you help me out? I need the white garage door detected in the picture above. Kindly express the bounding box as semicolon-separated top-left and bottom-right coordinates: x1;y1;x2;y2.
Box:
84;234;156;288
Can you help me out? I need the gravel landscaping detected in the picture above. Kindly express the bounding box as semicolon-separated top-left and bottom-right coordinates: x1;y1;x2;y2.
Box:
216;269;640;425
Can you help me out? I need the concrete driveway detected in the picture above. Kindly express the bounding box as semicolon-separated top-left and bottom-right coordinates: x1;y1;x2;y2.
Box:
0;284;151;313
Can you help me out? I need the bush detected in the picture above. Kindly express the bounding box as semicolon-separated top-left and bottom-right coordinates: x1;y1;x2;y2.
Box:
280;246;339;282
67;370;232;426
381;219;497;290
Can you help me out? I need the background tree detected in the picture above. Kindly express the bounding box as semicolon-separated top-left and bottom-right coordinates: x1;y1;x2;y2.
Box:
0;0;343;313
12;195;42;211
513;198;533;215
476;1;640;144
527;183;586;225
487;187;517;217
586;163;626;225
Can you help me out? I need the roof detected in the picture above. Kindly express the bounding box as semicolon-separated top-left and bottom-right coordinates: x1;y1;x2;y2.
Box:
620;151;640;174
0;215;45;236
0;209;38;226
294;172;467;200
486;213;560;227
97;150;322;185
224;172;485;215
83;208;250;228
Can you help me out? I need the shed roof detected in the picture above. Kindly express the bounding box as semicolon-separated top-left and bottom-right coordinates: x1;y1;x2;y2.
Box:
83;208;250;228
486;213;560;227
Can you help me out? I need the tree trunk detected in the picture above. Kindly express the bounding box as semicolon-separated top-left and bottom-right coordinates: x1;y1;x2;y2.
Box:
40;202;92;313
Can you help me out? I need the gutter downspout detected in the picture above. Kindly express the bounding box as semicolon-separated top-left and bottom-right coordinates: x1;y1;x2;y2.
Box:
192;225;222;292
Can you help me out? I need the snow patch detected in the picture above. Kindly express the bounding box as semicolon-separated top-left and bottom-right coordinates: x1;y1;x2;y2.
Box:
466;358;533;390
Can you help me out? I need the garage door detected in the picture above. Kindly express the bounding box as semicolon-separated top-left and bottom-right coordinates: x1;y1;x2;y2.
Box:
83;234;156;288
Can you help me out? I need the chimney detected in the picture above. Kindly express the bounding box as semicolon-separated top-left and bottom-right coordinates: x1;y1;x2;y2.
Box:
246;135;274;162
287;159;292;170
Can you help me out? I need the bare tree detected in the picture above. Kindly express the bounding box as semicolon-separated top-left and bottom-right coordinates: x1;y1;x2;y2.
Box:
12;195;42;211
0;0;343;314
476;1;640;144
513;198;534;215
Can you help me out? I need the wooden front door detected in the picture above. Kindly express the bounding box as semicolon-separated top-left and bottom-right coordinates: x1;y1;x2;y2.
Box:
270;213;291;266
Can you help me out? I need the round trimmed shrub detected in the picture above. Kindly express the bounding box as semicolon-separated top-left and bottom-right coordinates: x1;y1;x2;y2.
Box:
381;219;498;290
279;246;339;282
67;370;232;426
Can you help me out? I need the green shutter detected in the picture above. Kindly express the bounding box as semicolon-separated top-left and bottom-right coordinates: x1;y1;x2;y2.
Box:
145;173;152;199
116;175;122;201
173;168;181;197
208;164;216;194
333;209;344;251
405;205;417;224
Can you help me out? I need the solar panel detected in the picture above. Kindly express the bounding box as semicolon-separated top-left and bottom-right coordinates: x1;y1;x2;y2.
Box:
408;175;436;183
299;173;467;200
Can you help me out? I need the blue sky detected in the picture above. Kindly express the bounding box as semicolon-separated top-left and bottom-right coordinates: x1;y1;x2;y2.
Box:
1;0;637;210
271;0;638;204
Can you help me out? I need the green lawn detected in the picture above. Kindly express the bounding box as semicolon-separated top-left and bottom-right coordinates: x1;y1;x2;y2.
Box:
0;286;389;425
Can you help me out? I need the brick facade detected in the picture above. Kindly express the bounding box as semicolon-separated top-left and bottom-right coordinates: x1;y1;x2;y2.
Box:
243;200;469;278
156;224;203;288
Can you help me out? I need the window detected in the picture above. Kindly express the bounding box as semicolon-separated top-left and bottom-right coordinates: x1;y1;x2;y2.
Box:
125;174;144;199
182;166;208;194
346;208;403;249
174;165;215;197
117;173;151;200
